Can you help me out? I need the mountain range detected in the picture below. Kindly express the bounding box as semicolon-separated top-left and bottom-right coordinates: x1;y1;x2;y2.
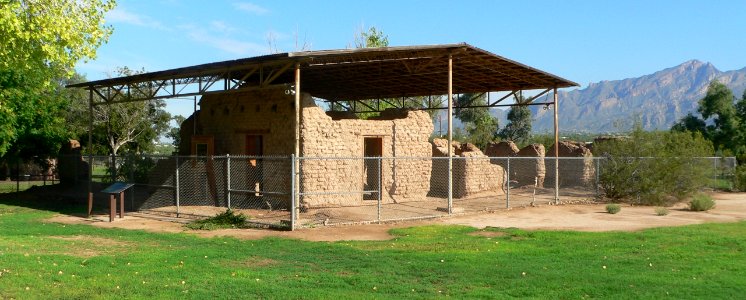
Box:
529;60;746;133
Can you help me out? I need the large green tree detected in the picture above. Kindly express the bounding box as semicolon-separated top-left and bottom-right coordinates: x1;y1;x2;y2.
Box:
499;94;533;144
0;0;115;157
672;81;743;155
454;93;498;148
90;67;172;156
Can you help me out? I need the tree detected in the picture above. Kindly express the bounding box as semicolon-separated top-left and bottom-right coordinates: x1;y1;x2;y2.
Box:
0;0;115;156
499;96;533;144
454;93;498;148
167;115;186;151
91;67;172;156
672;81;742;154
353;26;389;48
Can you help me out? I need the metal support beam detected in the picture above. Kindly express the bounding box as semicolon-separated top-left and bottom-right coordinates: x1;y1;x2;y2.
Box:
553;87;559;204
293;62;301;228
87;89;93;217
447;54;453;214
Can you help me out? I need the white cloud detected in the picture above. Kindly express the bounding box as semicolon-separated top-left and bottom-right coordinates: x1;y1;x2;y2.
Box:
184;25;267;56
107;7;169;30
232;2;269;15
209;20;237;34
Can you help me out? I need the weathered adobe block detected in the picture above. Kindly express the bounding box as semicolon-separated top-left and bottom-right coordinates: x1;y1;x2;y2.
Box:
546;141;595;187
431;140;505;198
301;102;434;207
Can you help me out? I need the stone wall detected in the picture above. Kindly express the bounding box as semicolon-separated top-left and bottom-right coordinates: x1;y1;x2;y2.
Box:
512;144;546;188
301;104;434;207
174;88;437;208
546;141;595;187
431;140;505;198
57;140;89;185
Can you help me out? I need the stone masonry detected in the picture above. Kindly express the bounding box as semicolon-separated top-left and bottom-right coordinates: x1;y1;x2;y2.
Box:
546;141;595;187
431;139;505;198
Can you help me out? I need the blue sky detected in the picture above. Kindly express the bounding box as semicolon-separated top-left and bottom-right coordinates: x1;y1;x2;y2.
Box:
76;0;746;116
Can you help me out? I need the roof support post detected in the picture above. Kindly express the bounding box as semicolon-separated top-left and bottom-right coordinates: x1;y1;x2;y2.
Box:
553;87;559;204
447;54;453;214
87;89;93;217
293;62;301;228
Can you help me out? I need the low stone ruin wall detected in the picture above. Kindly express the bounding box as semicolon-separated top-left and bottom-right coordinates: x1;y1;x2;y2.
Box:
431;139;505;198
545;141;595;187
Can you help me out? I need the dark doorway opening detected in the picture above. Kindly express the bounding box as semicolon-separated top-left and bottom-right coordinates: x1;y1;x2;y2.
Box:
363;137;382;200
246;135;263;197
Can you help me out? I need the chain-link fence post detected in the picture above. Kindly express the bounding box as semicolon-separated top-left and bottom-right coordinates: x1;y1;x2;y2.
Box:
506;156;511;209
290;154;296;230
129;154;135;211
377;157;382;223
174;155;180;218
15;159;20;194
226;154;231;209
110;154;116;183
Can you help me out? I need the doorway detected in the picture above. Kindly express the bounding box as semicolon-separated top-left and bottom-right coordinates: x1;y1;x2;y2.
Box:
246;135;263;197
363;137;382;200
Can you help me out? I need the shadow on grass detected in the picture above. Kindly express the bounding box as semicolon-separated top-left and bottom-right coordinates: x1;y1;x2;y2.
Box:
0;181;110;217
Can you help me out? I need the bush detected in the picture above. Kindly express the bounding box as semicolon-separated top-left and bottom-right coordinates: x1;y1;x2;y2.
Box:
734;165;746;192
186;209;248;230
690;194;715;211
605;204;621;214
655;207;669;216
594;127;714;206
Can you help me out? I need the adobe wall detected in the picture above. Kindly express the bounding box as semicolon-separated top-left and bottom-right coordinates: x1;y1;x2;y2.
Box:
512;144;546;188
174;88;436;208
546;141;595;187
431;140;505;198
177;88;298;208
301;103;434;207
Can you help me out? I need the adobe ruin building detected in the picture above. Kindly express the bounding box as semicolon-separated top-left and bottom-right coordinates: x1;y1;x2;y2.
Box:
68;43;578;225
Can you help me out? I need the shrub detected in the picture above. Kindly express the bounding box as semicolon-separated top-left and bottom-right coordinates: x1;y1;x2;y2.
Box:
654;207;669;216
605;204;621;214
594;127;714;205
186;209;248;230
690;194;715;211
734;165;746;192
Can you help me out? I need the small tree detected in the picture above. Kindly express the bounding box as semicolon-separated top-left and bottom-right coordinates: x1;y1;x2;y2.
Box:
454;93;498;148
594;127;714;205
499;105;532;144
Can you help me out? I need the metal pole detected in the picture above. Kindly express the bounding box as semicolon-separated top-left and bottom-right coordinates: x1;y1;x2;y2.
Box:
15;160;19;193
193;96;197;136
553;87;559;204
88;89;94;216
290;154;296;230
226;154;231;209
506;156;510;208
293;63;301;217
175;156;180;217
129;154;134;211
377;157;382;223
447;54;453;214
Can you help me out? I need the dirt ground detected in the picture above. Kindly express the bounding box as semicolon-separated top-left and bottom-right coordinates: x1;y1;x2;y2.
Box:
46;192;746;242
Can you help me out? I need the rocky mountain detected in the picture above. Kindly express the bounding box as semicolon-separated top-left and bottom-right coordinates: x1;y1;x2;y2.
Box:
531;60;746;133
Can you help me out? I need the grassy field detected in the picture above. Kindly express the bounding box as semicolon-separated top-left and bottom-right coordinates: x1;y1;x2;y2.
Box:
0;200;745;299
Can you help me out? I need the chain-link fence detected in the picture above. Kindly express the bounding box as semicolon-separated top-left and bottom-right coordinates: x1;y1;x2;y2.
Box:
57;154;738;230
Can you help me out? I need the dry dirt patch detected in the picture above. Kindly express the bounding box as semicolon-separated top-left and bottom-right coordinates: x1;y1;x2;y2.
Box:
468;230;508;238
45;235;131;258
46;192;746;242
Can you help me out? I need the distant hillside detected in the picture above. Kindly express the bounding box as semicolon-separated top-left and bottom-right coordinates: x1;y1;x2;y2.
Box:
531;60;746;133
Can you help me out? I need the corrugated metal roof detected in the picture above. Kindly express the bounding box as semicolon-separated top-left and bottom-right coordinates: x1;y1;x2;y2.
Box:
68;43;577;101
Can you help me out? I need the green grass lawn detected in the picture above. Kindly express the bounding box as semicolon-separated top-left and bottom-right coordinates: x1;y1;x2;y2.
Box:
0;200;745;299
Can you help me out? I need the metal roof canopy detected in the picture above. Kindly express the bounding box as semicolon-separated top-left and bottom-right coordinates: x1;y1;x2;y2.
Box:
68;43;577;108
